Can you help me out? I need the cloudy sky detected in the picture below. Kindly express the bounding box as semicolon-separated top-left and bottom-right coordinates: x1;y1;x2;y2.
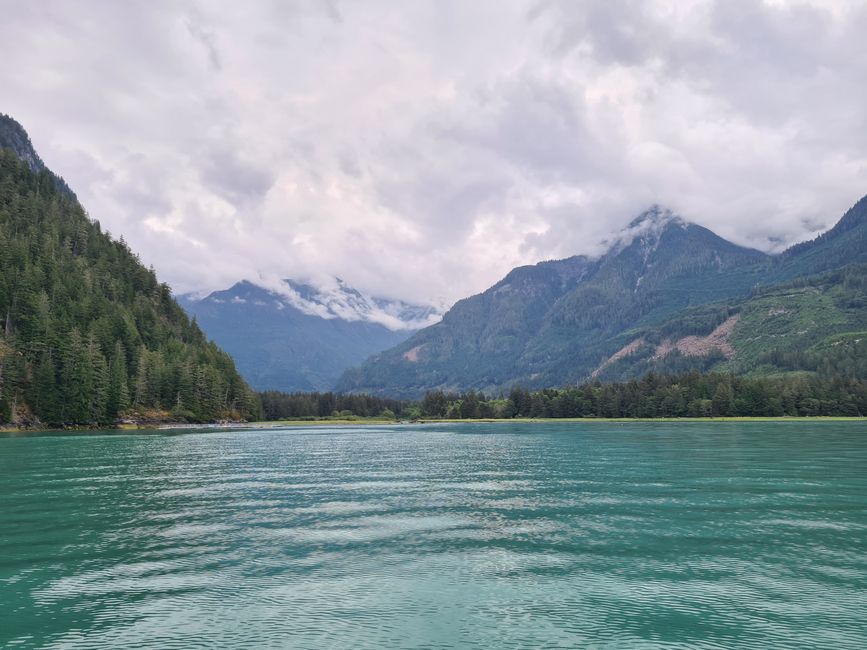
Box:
2;0;866;305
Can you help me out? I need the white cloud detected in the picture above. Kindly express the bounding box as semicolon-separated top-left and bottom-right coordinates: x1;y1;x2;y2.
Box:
1;0;865;304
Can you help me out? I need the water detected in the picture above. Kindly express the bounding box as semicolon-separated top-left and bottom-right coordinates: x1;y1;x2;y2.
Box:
1;422;866;649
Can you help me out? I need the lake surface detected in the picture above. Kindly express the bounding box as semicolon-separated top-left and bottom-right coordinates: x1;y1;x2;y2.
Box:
1;422;866;649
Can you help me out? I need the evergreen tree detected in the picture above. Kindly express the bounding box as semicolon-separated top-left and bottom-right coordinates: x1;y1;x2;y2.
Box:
107;341;130;420
711;381;735;417
60;329;88;424
86;334;109;423
30;352;59;424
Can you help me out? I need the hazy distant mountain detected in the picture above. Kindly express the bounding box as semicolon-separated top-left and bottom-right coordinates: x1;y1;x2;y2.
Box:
180;278;443;392
338;199;867;397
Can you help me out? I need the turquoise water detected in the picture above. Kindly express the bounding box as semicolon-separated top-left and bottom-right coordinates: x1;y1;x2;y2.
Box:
1;422;866;648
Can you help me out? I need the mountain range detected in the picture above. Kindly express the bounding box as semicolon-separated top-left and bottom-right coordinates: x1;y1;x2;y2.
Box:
180;279;442;392
337;199;867;397
5;110;864;407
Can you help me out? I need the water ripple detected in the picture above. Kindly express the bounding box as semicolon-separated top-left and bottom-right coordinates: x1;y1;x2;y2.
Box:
1;422;866;648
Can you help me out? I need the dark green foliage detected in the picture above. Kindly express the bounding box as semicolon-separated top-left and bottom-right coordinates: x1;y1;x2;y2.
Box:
263;371;867;420
0;114;74;198
423;372;867;419
259;391;408;420
754;338;867;378
0;150;258;426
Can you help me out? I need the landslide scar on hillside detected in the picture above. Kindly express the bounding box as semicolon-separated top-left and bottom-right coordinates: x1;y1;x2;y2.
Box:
653;314;740;360
591;338;646;378
403;345;424;362
591;314;741;377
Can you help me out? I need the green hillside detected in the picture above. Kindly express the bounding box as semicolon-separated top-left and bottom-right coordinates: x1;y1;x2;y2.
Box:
0;146;258;426
595;264;867;382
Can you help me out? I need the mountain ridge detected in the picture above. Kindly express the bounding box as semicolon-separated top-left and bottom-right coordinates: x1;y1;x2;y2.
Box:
0;114;75;198
337;200;867;397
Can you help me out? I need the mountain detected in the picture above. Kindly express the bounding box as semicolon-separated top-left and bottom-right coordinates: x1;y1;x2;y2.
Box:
0;117;257;426
180;279;442;392
338;201;867;397
0;114;75;198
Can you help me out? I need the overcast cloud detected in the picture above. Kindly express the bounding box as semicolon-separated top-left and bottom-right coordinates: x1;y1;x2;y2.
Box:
2;0;865;305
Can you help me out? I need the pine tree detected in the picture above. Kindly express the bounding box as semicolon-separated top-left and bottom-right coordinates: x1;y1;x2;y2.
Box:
86;334;109;423
30;352;59;424
0;338;11;422
711;381;735;417
60;329;88;423
106;341;130;420
132;346;151;409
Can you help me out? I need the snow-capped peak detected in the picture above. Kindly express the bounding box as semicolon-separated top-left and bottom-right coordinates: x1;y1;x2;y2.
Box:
626;205;685;230
238;276;443;331
602;205;687;258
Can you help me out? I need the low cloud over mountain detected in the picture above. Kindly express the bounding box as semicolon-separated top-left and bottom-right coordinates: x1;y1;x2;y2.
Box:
3;1;866;303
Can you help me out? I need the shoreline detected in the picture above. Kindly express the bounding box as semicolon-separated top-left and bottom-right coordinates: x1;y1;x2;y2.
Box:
3;415;865;434
183;415;867;428
417;416;867;423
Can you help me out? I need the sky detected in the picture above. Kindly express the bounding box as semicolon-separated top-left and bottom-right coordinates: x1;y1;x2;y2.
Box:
2;0;866;306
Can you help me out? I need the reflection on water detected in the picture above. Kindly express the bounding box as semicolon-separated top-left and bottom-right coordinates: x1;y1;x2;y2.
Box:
1;422;866;648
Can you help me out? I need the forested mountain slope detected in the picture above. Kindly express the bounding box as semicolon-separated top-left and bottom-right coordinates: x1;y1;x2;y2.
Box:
0;135;257;426
771;194;867;281
337;208;770;396
339;199;867;397
335;254;598;396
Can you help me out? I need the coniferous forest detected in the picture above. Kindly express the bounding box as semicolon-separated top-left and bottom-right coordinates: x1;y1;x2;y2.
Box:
257;372;867;421
0;150;259;426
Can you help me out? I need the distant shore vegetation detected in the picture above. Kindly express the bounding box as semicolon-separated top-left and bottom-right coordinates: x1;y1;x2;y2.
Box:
260;371;867;422
5;370;866;431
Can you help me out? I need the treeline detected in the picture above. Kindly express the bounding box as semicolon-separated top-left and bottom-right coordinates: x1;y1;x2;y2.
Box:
258;371;867;421
259;390;408;420
420;372;867;418
0;149;258;426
